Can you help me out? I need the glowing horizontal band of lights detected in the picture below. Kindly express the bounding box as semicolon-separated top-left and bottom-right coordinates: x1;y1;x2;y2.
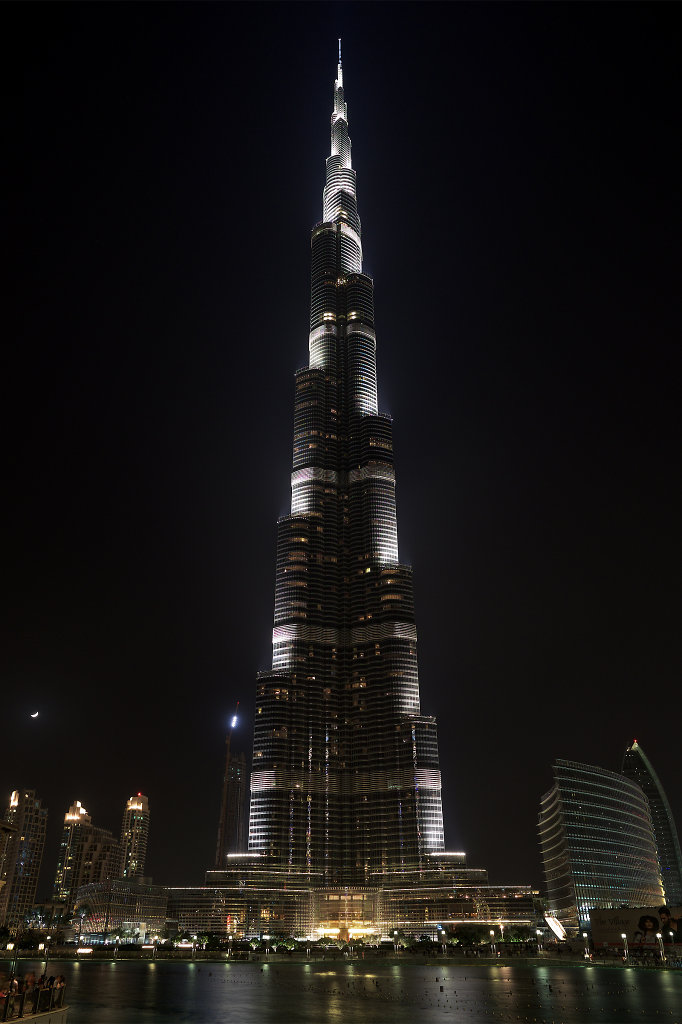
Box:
308;323;338;342
291;466;340;486
414;770;443;788
308;322;376;345
251;768;441;795
272;621;417;646
346;324;376;341
348;464;395;485
291;464;394;495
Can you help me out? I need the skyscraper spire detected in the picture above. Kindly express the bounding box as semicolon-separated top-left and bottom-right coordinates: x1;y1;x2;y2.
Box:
247;45;446;885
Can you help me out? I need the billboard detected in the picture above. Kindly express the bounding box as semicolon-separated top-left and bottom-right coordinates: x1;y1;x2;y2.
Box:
589;906;682;947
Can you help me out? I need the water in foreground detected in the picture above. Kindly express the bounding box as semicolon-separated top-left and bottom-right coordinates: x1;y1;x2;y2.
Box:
3;958;681;1023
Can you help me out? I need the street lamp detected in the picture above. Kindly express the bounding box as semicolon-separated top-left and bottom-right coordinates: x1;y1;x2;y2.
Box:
536;929;542;954
393;929;398;954
490;929;495;957
656;932;665;965
621;932;628;962
228;934;233;959
582;931;589;960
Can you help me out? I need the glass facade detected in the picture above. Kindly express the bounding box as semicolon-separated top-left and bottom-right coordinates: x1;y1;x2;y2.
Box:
538;759;664;932
168;883;313;939
167;876;534;940
76;879;168;940
248;43;445;887
622;740;682;906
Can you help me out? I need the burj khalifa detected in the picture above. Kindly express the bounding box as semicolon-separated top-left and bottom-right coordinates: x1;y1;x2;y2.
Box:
247;43;446;886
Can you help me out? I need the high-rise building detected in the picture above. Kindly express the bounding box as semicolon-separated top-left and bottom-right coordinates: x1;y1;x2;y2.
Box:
215;741;247;868
538;759;664;932
183;46;533;940
53;799;92;900
53;799;122;904
248;40;445;887
622;739;682;905
0;789;48;932
120;793;150;879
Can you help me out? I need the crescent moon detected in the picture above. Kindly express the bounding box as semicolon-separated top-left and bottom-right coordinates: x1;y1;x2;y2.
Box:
31;712;39;718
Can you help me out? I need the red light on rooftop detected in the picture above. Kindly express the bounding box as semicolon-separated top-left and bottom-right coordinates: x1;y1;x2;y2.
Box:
138;792;141;797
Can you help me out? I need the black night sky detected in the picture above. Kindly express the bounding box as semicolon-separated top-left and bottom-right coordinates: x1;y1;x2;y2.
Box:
5;3;680;894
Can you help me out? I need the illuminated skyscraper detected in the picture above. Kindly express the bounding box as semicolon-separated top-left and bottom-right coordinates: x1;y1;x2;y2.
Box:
53;800;122;904
622;740;682;905
538;760;663;932
0;790;47;932
248;43;445;885
120;793;150;879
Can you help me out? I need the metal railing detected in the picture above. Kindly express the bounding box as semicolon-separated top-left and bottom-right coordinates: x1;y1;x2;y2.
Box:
1;984;66;1020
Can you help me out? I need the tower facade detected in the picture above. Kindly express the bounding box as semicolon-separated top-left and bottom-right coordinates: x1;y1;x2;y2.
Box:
53;799;122;903
215;747;247;868
120;794;150;879
538;759;664;932
0;789;48;932
248;45;445;886
622;740;682;905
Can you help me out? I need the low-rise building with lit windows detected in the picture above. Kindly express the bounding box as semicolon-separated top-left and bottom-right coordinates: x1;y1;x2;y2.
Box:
75;878;167;942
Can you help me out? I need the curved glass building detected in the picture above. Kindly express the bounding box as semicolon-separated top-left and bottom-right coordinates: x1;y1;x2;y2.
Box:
622;740;682;905
538;759;664;932
247;44;445;885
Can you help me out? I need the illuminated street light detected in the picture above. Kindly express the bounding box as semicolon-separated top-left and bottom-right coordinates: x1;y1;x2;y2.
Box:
656;932;665;964
583;931;590;960
621;932;628;962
